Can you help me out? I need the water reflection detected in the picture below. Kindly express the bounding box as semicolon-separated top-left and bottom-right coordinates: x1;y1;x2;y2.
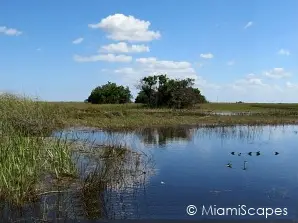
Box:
136;127;195;146
2;125;298;220
0;142;155;221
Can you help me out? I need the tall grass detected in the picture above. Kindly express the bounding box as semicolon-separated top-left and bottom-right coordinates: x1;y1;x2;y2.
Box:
0;93;77;205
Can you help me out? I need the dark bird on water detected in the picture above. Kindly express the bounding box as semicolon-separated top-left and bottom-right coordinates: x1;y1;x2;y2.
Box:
256;151;261;156
231;152;235;155
238;153;241;156
248;152;252;156
243;161;248;170
226;162;232;168
275;152;279;155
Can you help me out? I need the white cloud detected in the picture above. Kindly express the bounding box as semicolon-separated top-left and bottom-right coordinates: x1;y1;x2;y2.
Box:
72;37;84;44
277;49;290;56
286;82;298;88
73;54;132;63
200;53;214;59
136;57;192;70
227;60;235;66
110;65;298;102
263;68;291;79
0;26;22;36
246;73;256;78
114;67;137;75
234;76;267;87
100;42;149;53
244;21;253;29
88;14;161;42
112;58;220;98
135;57;199;80
229;74;268;93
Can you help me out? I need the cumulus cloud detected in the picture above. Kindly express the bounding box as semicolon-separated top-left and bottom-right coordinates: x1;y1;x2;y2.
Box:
135;57;199;79
114;67;138;75
0;26;22;36
263;68;291;79
244;21;253;29
136;57;192;69
100;42;149;53
88;14;161;42
111;65;298;102
112;57;221;99
234;74;267;87
73;54;132;63
277;49;290;56
286;82;298;88
227;60;235;66
72;37;84;44
200;53;214;59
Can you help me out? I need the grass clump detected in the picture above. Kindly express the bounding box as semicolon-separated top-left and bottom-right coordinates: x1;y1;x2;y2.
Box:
0;93;77;205
0;93;64;136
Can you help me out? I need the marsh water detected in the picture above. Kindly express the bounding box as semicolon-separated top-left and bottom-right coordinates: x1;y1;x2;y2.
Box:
2;125;298;221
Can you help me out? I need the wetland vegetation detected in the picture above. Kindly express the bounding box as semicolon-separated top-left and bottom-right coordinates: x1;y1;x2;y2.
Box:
1;91;298;221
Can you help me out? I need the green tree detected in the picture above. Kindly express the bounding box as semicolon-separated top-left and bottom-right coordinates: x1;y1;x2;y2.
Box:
135;74;207;108
87;82;132;104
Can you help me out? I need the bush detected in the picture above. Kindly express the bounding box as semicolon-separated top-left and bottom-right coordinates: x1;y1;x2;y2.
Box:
87;82;132;104
135;74;207;108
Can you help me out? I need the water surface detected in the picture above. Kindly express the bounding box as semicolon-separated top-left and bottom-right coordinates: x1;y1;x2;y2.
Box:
3;125;298;221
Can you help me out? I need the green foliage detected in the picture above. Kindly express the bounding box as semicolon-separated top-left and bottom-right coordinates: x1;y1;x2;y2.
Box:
0;94;76;204
135;74;208;108
87;82;132;104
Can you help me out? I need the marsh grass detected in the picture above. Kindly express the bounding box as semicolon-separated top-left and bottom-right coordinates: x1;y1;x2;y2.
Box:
48;102;298;130
0;94;77;205
0;93;154;220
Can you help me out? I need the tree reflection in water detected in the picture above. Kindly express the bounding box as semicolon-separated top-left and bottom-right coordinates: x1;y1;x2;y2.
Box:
136;126;195;146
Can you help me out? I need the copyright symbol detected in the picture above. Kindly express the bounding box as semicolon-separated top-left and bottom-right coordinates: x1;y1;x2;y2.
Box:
186;205;197;216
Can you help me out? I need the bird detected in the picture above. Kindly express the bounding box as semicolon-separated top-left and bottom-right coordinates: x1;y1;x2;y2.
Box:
243;161;248;170
231;152;235;155
238;153;241;156
161;181;165;185
226;162;232;168
248;152;252;156
256;151;261;156
275;152;279;155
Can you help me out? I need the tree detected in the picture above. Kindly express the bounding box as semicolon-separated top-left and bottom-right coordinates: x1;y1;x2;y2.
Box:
87;82;132;104
135;74;207;108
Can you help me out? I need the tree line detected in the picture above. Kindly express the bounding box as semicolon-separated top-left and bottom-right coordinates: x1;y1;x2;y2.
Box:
87;74;207;108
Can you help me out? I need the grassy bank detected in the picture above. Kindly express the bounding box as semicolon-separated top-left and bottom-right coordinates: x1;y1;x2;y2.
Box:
0;94;76;204
0;94;153;207
51;102;298;130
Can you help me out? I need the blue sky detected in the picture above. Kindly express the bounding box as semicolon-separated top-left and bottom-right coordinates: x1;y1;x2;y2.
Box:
1;0;297;102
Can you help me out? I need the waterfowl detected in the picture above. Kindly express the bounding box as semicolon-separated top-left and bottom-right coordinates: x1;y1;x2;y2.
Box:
226;162;232;168
238;153;241;156
231;152;235;155
243;161;248;170
248;152;252;156
275;152;279;155
256;151;261;156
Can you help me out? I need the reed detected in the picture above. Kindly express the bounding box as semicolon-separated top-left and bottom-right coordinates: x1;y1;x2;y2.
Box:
0;94;76;204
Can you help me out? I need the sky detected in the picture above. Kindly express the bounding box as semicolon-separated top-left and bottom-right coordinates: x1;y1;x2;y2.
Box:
0;0;297;102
